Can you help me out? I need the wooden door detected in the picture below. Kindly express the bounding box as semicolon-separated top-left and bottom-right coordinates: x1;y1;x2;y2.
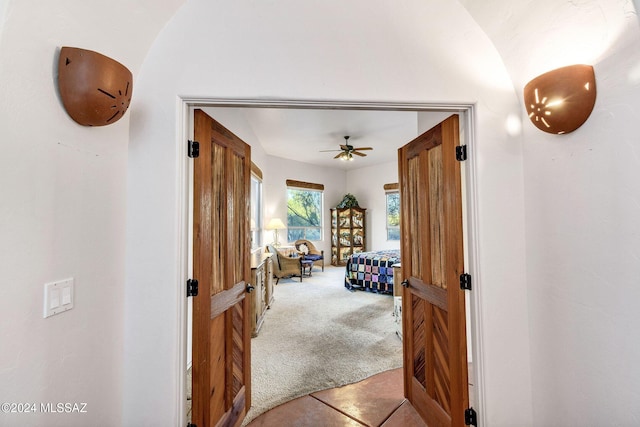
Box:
192;109;252;427
398;114;469;427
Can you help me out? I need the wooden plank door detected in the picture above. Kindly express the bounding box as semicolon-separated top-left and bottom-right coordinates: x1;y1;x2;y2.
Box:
192;109;252;427
398;114;469;427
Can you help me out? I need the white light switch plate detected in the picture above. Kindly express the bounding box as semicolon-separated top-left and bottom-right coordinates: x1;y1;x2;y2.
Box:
43;278;74;318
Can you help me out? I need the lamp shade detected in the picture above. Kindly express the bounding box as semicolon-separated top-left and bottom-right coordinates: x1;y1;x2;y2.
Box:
523;64;596;135
265;218;286;230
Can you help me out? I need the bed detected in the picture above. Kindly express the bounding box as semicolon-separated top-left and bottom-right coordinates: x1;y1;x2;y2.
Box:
344;249;401;293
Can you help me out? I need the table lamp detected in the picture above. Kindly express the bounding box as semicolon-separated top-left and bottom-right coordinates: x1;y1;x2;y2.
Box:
265;218;286;247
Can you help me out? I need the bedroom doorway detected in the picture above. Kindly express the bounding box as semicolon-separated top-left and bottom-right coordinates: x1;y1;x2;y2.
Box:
182;99;482;426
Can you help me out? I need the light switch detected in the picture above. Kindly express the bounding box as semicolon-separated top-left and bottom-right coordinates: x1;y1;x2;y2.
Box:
43;278;74;318
62;286;71;305
50;288;60;309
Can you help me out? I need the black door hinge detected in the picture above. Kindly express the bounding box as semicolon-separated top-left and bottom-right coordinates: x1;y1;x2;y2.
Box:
465;407;477;426
456;145;467;161
188;140;200;158
460;273;472;290
187;423;197;427
187;279;199;297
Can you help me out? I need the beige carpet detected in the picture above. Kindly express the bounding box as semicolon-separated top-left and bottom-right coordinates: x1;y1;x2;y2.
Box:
244;265;403;425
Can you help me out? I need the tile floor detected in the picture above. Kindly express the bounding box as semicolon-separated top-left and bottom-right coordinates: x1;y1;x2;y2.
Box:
246;368;427;427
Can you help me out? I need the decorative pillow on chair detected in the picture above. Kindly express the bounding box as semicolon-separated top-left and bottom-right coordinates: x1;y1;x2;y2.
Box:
299;243;309;254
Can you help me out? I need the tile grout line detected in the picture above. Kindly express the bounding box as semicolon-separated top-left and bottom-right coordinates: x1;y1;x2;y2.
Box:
377;398;408;426
309;394;368;426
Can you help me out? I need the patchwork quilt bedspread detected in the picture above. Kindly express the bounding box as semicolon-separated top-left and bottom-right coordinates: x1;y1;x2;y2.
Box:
344;249;401;293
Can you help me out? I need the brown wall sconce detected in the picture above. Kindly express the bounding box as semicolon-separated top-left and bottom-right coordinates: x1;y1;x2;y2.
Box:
523;64;596;135
58;47;133;126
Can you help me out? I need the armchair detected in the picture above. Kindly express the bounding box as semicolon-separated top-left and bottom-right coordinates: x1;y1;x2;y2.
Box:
294;239;324;272
266;245;302;284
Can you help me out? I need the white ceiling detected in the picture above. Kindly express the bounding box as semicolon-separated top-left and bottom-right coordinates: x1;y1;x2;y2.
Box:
203;107;426;170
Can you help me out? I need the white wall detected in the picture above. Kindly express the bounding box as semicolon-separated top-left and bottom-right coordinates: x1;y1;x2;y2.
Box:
522;19;640;427
0;0;8;44
125;0;531;425
263;156;346;256
346;161;400;251
0;1;183;426
461;1;640;425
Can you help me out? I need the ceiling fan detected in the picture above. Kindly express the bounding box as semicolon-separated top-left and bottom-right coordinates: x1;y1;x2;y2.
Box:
320;136;373;161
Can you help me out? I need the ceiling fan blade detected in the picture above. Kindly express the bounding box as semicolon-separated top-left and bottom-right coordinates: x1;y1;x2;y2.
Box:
334;153;344;159
352;151;367;157
319;149;342;152
352;147;373;151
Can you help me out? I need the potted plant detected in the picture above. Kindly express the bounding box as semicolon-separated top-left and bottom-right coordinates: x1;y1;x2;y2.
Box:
337;193;359;208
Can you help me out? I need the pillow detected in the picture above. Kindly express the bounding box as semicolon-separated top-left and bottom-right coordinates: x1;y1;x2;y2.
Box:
299;243;309;254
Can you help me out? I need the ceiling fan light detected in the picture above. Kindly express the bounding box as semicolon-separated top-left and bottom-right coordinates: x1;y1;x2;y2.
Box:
322;135;373;162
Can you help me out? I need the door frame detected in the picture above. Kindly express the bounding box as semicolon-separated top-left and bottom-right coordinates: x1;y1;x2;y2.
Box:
175;98;486;427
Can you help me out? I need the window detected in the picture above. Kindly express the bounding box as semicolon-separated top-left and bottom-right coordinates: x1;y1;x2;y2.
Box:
386;191;400;240
286;180;323;242
250;167;263;249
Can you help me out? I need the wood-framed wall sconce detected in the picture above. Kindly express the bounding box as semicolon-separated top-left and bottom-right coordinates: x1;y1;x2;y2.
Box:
523;64;596;135
57;47;133;126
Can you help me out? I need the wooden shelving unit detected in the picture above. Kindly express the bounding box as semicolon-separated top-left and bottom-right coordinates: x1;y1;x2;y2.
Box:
330;207;366;266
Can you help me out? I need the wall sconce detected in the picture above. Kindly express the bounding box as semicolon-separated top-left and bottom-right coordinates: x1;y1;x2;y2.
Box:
58;47;133;126
523;64;596;134
265;218;286;247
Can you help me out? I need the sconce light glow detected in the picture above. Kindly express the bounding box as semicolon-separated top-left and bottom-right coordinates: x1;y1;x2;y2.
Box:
505;114;522;136
523;65;596;135
628;60;640;85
